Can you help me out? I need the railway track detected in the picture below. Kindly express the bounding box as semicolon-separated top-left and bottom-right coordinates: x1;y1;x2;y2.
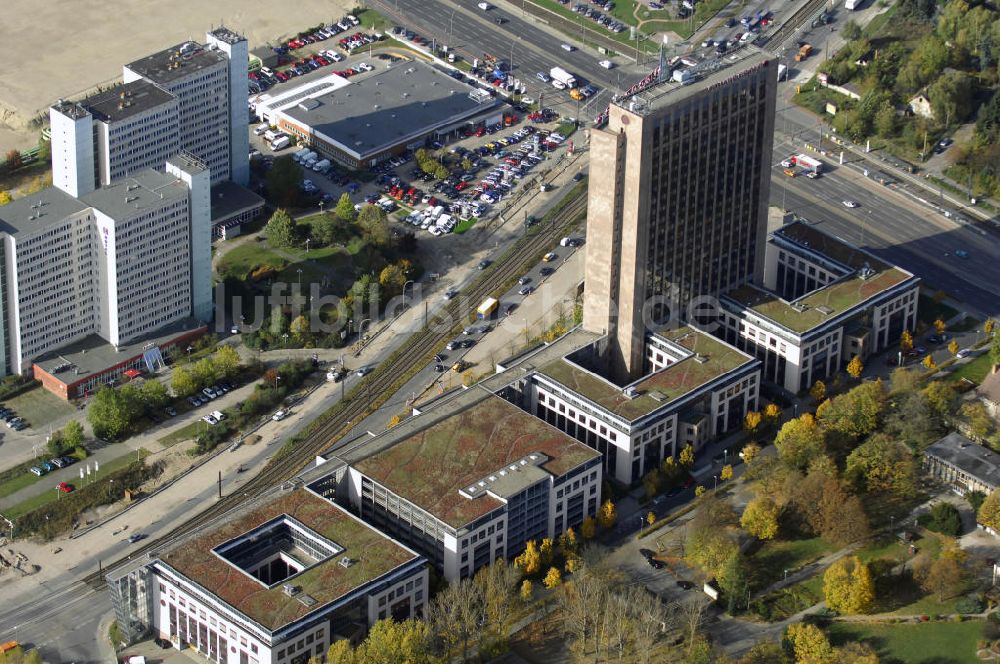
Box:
85;187;588;589
763;0;829;50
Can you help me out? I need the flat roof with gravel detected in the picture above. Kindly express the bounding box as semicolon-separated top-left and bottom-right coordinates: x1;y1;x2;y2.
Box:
125;42;226;85
82;80;175;123
539;326;755;421
352;395;599;529
0;187;88;236
160;489;419;632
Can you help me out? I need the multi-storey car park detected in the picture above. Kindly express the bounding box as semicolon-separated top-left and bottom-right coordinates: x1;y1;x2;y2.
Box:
109;488;428;664
718;217;920;394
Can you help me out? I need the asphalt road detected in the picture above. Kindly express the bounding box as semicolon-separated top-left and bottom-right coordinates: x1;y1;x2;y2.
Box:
365;0;632;117
768;162;1000;316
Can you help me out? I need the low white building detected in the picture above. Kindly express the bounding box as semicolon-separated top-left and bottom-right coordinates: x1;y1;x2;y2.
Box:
719;219;920;394
108;488;428;663
499;326;760;484
341;393;602;582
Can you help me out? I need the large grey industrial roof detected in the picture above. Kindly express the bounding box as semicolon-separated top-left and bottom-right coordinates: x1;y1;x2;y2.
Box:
82;80;176;124
283;62;500;158
125;42;226;85
81;169;189;220
0;187;89;236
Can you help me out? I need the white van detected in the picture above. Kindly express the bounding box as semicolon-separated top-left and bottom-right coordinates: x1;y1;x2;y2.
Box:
477;1;491;9
561;43;575;52
254;123;269;136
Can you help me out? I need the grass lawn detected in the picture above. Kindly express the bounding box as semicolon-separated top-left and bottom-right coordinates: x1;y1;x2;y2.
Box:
951;353;994;384
217;242;288;280
753;574;824;621
158;421;204;448
2;386;76;428
827;620;984;664
0;471;41;501
750;536;835;589
4;449;150;519
453;218;477;234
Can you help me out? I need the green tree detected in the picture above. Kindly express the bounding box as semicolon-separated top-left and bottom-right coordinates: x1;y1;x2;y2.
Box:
312;213;341;245
923;380;956;415
289;314;311;344
265;156;303;207
774;413;826;471
962;401;994;439
845;434;916;496
334;193;357;223
139;378;170;411
823;555;875;614
991;330;1000;366
841;19;862;41
192;357;218;388
979;488;1000;531
264;208;297;248
171;366;198;398
966;490;987;513
212;345;241;380
350;618;435;663
378;263;406;295
923;502;962;536
717;552;749;614
461;157;473;171
86;387;132;440
928;71;975;127
434;164;450;180
740;496;780;540
63;420;84;449
815;380;885;440
914;544;967;601
357;204;389;245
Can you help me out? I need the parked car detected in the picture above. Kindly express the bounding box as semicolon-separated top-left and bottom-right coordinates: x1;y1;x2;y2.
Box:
272;409;288;421
29;466;44;477
56;482;74;493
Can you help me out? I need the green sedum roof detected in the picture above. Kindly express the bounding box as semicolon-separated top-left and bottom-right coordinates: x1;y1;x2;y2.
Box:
162;490;418;632
353;396;599;529
539;326;755;422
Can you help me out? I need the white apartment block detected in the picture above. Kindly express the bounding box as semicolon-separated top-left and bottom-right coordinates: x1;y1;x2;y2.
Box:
124;30;249;185
50;81;181;199
0;191;97;375
339;394;602;582
719;219;920;394
108;489;428;663
83;172;192;347
500;326;760;485
0;165;210;375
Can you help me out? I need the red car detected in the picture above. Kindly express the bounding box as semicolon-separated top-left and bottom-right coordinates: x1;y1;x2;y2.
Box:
57;482;74;493
314;56;329;66
275;71;290;82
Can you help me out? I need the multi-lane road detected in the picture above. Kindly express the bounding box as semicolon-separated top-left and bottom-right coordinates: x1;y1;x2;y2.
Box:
769;135;1000;315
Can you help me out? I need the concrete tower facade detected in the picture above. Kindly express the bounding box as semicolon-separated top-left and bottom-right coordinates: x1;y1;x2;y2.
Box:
583;49;778;381
166;154;213;323
206;28;250;186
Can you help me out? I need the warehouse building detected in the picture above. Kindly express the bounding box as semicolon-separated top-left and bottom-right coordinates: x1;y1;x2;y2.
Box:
263;61;504;169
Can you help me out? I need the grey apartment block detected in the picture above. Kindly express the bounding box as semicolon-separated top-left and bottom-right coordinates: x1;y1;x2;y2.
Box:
583;49;778;381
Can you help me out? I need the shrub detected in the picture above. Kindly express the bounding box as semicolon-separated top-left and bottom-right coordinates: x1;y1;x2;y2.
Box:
955;595;985;614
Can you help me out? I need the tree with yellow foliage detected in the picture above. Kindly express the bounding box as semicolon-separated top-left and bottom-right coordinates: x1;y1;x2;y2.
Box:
784;623;834;664
543;566;562;589
900;329;914;353
0;191;11;206
598;499;617;529
985;319;996;336
514;540;541;575
823;555;875;614
741;496;780;540
539;537;554;566
740;442;761;465
695;485;706;498
934;318;947;335
948;339;960;356
646;511;656;526
679;444;695;467
763;402;782;427
744;410;763;436
846;355;864;379
720;464;733;481
923;354;936;370
810;379;827;403
519;579;533;603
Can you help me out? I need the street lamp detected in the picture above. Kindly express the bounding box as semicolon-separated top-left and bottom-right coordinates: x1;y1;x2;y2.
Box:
296;268;303;291
274;374;282;389
403;280;414;298
282;333;289;347
713;475;718;491
784;568;789;581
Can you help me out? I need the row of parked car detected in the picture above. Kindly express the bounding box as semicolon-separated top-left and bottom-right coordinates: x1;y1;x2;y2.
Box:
186;381;236;409
568;0;627;33
282;15;360;51
29;455;76;477
0;406;27;431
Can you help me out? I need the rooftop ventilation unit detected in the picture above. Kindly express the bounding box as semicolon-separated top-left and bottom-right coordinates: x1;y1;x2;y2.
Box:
815;305;834;315
693;354;709;364
282;584;300;597
623;386;640;399
338;556;354;568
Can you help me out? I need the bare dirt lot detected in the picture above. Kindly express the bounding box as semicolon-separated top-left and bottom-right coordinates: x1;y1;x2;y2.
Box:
1;0;357;148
